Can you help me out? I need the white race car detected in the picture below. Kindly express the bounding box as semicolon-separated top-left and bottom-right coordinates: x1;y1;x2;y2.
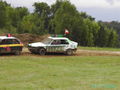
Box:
28;36;78;55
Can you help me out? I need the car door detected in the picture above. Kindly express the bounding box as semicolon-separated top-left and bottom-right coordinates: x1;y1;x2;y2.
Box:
60;39;69;51
9;39;22;52
47;39;69;52
0;39;11;53
46;40;61;52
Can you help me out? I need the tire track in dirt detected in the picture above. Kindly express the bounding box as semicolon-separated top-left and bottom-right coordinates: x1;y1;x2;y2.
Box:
1;48;120;57
22;48;120;56
77;50;120;56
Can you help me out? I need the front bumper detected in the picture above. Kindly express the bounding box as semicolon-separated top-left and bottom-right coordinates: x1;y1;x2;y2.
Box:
28;46;38;53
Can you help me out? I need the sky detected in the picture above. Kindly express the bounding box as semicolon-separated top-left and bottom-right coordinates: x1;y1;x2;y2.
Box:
3;0;120;21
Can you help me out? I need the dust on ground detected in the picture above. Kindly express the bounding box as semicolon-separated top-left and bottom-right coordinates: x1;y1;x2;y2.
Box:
1;48;120;57
77;50;120;56
21;48;120;57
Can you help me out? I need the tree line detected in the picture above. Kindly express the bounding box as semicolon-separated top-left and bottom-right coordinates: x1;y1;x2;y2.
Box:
0;0;119;47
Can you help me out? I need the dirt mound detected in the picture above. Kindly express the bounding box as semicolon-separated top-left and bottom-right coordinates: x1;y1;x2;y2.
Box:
13;34;50;45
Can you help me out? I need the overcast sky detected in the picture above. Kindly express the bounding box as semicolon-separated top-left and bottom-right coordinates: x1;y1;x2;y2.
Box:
3;0;120;21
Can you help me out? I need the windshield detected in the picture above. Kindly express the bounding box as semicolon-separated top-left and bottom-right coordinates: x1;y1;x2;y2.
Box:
42;38;52;44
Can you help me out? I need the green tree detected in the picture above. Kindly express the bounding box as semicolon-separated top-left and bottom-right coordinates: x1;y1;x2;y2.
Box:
53;0;78;34
107;29;118;47
96;23;110;47
69;14;84;45
51;0;64;17
34;2;50;16
0;0;8;28
80;12;95;21
16;7;29;19
81;19;94;46
33;2;50;34
78;19;99;46
18;14;35;33
49;0;64;34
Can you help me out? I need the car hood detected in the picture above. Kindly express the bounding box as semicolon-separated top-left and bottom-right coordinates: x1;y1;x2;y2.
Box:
71;41;78;46
28;42;46;47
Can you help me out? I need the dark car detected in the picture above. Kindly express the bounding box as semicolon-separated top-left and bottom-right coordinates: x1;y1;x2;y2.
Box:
0;36;23;55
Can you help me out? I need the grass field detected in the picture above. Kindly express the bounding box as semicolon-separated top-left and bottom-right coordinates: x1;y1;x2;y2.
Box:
0;56;120;90
79;46;120;51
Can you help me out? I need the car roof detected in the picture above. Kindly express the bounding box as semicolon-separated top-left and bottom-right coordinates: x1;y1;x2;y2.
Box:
0;36;16;40
48;37;69;40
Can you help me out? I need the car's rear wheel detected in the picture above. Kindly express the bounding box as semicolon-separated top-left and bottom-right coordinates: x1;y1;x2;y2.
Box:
38;48;46;55
66;49;73;55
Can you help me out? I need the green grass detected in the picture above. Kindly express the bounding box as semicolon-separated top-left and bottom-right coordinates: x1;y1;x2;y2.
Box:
79;46;120;51
0;56;120;90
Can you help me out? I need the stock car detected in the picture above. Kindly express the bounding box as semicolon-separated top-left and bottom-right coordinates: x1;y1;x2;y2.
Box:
0;35;23;55
28;36;78;55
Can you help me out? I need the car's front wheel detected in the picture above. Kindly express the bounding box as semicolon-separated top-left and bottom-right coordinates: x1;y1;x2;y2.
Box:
66;49;73;55
38;48;46;55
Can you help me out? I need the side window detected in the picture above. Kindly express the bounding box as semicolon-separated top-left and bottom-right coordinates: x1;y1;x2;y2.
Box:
51;40;61;45
1;39;12;44
1;39;20;44
7;39;13;44
12;39;20;44
60;40;69;44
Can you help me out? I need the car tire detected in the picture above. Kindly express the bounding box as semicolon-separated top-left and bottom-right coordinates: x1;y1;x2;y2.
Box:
66;49;73;55
38;48;46;55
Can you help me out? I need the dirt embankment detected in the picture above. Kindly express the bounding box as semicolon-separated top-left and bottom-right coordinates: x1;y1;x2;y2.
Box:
13;33;50;45
0;33;49;45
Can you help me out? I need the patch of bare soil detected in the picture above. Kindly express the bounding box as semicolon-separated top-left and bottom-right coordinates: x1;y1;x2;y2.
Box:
13;33;50;45
21;48;120;57
77;50;120;56
1;49;120;57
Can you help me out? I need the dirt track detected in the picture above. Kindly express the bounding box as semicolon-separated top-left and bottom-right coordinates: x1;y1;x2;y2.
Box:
1;48;120;57
77;50;120;56
21;48;120;56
